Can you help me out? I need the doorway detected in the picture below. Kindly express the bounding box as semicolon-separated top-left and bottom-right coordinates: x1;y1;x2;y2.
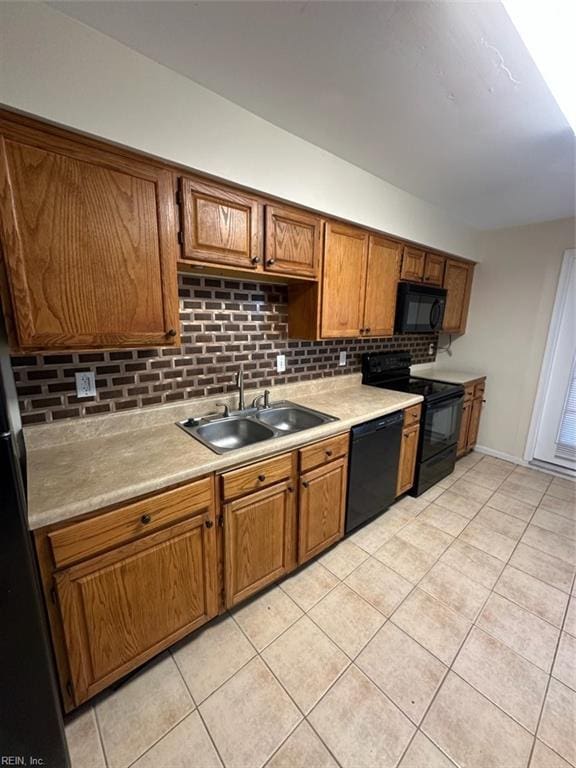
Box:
527;250;576;475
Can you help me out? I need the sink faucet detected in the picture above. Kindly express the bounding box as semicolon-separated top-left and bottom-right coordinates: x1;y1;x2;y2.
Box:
235;369;245;411
252;389;271;409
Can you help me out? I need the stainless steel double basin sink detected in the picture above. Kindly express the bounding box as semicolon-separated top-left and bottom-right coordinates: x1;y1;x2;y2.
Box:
177;401;338;454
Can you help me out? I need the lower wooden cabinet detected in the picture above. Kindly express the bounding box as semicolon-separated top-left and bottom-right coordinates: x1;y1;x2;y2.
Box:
298;456;347;565
55;513;218;706
457;378;486;457
396;423;420;497
223;480;297;608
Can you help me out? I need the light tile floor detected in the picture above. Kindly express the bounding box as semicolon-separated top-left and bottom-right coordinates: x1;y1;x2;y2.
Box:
65;453;576;768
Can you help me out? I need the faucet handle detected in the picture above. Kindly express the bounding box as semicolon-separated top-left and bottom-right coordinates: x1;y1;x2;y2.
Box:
252;389;271;409
215;402;230;417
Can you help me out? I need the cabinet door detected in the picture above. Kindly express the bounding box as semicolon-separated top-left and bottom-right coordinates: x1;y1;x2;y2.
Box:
179;177;261;269
0;133;179;349
457;400;472;457
396;424;420;496
423;253;446;286
224;481;297;608
400;246;425;281
443;259;474;333
321;222;368;338
55;514;218;706
362;235;401;337
467;397;483;450
265;204;322;279
299;457;347;564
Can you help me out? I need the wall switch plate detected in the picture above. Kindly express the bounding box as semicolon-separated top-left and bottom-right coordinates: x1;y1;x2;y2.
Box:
428;343;436;356
276;354;286;373
75;371;96;398
339;351;347;366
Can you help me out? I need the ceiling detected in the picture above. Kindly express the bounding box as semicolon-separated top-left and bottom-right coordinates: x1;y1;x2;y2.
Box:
52;1;575;230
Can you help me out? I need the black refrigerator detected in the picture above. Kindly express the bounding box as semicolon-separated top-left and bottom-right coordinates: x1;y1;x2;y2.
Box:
0;327;70;765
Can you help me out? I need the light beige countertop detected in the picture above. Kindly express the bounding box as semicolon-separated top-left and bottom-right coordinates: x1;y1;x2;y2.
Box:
412;368;486;385
25;374;423;531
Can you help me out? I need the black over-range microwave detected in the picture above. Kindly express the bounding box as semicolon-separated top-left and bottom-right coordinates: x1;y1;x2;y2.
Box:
395;282;447;333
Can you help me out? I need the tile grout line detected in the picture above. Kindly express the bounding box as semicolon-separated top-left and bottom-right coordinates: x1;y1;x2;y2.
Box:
524;566;576;768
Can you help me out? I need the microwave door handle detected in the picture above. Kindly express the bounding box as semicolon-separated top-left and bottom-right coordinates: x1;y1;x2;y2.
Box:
430;299;441;330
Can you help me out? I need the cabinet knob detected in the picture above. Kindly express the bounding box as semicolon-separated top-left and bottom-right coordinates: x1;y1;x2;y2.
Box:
365;328;371;333
302;480;309;488
205;520;214;529
166;329;177;338
287;486;294;493
325;449;333;457
258;474;266;482
359;328;365;334
141;514;151;524
251;256;261;264
266;258;275;266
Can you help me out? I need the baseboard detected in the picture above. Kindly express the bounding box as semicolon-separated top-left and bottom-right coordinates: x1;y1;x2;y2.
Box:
474;445;526;466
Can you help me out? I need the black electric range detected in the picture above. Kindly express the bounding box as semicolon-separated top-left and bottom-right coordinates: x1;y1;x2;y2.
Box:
362;351;464;495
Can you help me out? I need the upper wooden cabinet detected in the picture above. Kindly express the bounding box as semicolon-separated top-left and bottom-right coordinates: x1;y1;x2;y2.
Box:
265;204;322;279
0;120;179;350
321;222;369;338
363;235;401;337
442;258;474;333
423;253;446;286
179;177;262;270
400;246;425;281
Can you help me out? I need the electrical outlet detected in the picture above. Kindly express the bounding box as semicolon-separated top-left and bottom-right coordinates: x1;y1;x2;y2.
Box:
276;354;286;373
75;371;96;398
339;351;347;366
428;343;436;356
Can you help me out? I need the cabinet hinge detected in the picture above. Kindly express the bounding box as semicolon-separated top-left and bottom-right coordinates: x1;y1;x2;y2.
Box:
66;680;74;699
176;188;182;205
177;231;184;245
50;586;57;605
217;514;224;528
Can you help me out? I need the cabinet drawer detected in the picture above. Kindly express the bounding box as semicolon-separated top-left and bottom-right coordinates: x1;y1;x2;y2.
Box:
474;380;486;398
299;433;349;473
464;385;475;402
403;404;422;427
49;477;213;569
221;453;294;500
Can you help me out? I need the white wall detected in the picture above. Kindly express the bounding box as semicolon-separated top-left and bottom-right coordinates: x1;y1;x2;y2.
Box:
436;217;576;461
0;2;477;259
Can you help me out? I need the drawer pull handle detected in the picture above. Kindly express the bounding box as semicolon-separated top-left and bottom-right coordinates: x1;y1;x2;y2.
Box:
205;520;214;529
141;514;152;525
325;449;333;457
302;480;309;488
258;474;266;482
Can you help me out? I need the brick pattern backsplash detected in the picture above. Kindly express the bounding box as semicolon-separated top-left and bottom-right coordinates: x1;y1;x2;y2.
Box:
13;275;438;425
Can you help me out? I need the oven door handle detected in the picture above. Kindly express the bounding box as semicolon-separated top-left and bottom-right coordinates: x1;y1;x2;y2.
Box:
429;299;442;330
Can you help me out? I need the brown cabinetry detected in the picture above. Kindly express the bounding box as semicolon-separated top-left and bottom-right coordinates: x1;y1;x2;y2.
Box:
0;117;179;350
179;177;261;270
457;378;486;457
400;246;425;281
423;253;446;285
265;204;322;279
38;476;218;708
443;259;474;334
320;221;369;338
396;406;422;497
223;480;297;608
298;457;347;564
303;224;400;339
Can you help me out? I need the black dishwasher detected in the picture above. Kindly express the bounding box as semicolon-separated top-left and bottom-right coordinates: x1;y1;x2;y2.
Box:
345;411;404;533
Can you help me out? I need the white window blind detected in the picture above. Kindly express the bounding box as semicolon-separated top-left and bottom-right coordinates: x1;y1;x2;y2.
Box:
556;355;576;459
